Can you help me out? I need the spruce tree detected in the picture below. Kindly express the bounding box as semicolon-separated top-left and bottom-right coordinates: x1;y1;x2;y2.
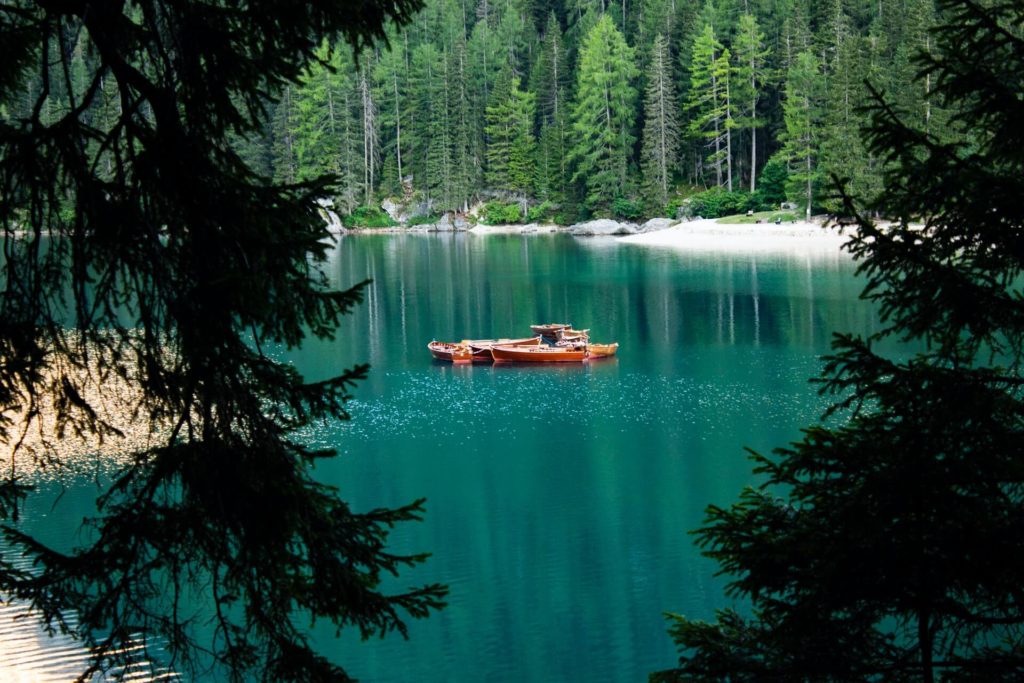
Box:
731;13;771;192
373;36;411;194
531;13;571;200
655;2;1024;681
0;2;446;681
567;13;639;214
640;34;681;210
482;65;509;190
780;49;825;220
484;63;536;198
686;24;735;190
450;36;478;210
271;86;299;183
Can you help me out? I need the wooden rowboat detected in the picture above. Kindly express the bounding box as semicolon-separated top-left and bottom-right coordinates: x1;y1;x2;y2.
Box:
427;341;474;363
587;342;619;358
491;344;588;362
463;335;542;361
530;323;571;338
556;327;590;342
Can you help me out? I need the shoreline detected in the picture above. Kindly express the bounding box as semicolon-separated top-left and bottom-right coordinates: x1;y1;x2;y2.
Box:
617;218;853;252
332;217;856;255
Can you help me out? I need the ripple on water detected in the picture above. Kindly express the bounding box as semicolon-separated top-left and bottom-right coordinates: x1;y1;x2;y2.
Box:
303;360;833;451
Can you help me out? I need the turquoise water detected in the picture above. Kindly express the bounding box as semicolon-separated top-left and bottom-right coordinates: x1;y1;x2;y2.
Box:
10;233;879;681
289;234;874;681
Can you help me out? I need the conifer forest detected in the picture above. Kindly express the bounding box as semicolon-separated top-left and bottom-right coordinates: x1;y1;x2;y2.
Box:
245;0;948;222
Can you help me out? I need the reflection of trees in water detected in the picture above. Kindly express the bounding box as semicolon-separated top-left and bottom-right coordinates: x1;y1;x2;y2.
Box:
325;234;874;360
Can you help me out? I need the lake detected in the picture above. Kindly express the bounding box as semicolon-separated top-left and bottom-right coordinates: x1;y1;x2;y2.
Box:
10;232;878;681
292;233;874;681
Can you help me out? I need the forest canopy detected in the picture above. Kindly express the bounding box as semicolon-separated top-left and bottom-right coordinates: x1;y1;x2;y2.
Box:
223;0;949;222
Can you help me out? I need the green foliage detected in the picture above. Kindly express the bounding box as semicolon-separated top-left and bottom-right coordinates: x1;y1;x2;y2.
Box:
732;13;771;192
656;1;1024;680
715;210;799;224
612;197;644;220
686;24;735;189
781;50;826;219
485;67;536;195
567;14;639;215
406;214;442;226
0;3;446;682
342;206;399;228
640;34;681;210
683;188;758;218
526;200;558;223
480;200;524;224
757;156;789;208
240;0;968;222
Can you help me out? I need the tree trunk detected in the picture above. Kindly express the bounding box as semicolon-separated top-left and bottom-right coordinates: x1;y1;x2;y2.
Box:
725;77;733;192
394;71;403;183
805;151;812;221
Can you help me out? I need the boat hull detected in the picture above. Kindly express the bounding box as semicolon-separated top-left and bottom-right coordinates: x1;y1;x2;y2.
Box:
491;344;588;362
428;341;474;363
464;336;542;361
587;342;619;358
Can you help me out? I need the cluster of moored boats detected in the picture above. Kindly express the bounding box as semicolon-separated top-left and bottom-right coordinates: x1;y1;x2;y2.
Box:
428;323;619;363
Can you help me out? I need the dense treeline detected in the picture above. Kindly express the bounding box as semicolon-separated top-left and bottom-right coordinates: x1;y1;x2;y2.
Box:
253;0;950;221
0;0;950;222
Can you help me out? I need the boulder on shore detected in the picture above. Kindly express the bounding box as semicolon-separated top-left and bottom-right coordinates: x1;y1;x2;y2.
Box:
569;219;639;236
639;217;679;233
434;213;455;231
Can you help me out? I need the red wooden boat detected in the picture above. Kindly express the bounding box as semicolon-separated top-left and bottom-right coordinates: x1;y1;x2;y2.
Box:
427;341;474;363
464;335;542;361
530;323;571;338
491;344;588;362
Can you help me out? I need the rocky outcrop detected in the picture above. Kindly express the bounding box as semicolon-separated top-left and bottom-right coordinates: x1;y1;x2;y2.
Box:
317;198;345;234
381;198;401;222
568;219;639;236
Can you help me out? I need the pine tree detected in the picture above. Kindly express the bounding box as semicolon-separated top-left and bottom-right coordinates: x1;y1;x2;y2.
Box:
530;13;570;200
686;24;735;190
450;36;478;210
484;65;514;190
271;86;299;183
567;13;639;214
373;40;410;193
732;12;771;192
426;51;456;208
654;4;1024;680
531;12;569;130
780;50;824;220
485;66;536;197
359;64;379;205
820;12;880;213
640;34;681;210
410;43;442;193
0;2;446;681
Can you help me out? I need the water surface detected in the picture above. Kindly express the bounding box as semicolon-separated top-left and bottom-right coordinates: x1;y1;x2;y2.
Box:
290;234;874;681
10;233;878;681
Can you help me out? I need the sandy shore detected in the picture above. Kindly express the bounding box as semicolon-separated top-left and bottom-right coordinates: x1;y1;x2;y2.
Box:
618;218;853;252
